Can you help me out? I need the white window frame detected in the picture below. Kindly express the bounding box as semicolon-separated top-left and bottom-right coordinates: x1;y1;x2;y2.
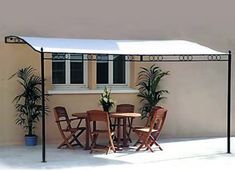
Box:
52;53;88;90
96;55;130;89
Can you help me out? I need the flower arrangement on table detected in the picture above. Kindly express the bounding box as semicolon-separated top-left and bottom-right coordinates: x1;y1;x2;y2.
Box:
99;87;115;112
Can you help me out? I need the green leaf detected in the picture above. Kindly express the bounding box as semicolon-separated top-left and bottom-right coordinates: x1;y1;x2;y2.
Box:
137;64;169;118
10;66;48;134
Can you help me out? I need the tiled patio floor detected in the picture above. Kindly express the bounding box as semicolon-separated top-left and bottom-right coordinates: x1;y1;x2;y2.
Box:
0;137;235;171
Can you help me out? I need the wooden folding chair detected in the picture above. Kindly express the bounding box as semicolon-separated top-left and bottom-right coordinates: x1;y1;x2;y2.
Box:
87;110;116;154
54;106;86;149
134;108;167;152
113;104;135;142
133;106;163;146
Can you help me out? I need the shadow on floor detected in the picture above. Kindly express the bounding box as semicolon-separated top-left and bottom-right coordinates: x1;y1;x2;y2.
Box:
0;137;234;170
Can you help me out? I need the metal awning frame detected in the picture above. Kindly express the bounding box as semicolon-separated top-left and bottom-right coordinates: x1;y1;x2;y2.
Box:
5;35;232;163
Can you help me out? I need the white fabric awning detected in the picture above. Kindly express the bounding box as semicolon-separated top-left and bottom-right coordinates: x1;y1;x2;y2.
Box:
19;36;225;55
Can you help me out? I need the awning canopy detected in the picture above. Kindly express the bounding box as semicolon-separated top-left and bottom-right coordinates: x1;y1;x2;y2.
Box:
4;35;232;162
6;36;225;55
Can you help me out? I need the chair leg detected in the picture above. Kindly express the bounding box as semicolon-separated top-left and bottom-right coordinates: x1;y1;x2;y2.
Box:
90;133;99;153
146;138;154;152
67;142;75;149
134;138;141;146
150;135;163;150
109;135;116;153
112;118;117;131
146;143;154;152
136;142;144;151
58;132;76;149
136;133;146;151
150;136;163;151
72;129;85;148
57;141;65;149
136;134;155;152
134;131;143;146
152;140;163;151
127;118;133;143
106;147;110;155
157;143;163;151
70;135;84;148
107;139;116;155
67;130;84;147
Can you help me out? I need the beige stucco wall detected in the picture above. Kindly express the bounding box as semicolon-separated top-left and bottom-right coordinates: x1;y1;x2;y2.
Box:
0;0;235;145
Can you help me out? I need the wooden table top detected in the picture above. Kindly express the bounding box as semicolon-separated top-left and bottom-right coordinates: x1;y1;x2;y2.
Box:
110;112;141;118
72;112;141;118
72;112;87;118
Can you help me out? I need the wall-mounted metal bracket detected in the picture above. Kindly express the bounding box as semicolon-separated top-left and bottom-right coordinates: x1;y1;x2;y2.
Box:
5;36;25;44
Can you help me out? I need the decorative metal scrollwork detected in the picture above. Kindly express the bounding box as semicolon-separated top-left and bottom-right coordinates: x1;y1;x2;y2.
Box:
207;55;221;61
156;55;164;61
127;55;134;61
52;53;66;60
146;55;164;61
5;36;25;44
149;56;155;61
87;54;95;60
178;55;193;61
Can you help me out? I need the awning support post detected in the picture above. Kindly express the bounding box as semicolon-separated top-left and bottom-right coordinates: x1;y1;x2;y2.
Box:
227;50;232;154
41;48;46;162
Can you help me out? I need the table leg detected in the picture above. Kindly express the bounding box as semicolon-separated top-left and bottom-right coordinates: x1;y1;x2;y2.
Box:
117;118;121;149
84;117;90;150
123;117;128;147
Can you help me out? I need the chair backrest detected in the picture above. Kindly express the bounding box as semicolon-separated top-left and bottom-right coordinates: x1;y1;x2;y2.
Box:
149;108;167;135
145;106;163;127
87;110;111;132
87;110;109;122
54;106;69;121
54;106;71;131
116;104;135;113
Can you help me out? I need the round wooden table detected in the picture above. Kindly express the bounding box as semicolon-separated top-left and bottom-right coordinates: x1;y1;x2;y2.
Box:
110;112;141;148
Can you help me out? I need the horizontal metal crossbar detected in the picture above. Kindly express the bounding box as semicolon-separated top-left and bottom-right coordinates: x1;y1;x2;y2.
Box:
45;54;228;62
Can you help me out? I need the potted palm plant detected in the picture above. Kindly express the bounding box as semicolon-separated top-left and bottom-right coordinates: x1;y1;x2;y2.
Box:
10;66;44;146
137;64;169;118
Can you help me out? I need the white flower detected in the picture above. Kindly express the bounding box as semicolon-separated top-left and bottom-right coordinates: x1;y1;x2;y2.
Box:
103;97;108;103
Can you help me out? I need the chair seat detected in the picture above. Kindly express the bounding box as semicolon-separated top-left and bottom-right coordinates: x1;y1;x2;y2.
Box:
132;126;144;130
134;127;158;133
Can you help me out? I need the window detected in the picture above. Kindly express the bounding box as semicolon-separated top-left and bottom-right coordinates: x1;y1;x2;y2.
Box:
52;53;87;88
52;54;65;84
113;55;126;84
97;55;109;84
70;54;84;84
96;54;129;87
50;53;129;93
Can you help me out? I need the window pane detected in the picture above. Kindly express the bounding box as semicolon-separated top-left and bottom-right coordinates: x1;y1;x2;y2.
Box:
70;54;84;84
52;62;65;84
113;55;126;84
52;53;65;84
97;55;108;84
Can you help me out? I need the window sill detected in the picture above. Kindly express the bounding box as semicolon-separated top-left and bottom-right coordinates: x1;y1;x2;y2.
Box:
47;88;139;95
